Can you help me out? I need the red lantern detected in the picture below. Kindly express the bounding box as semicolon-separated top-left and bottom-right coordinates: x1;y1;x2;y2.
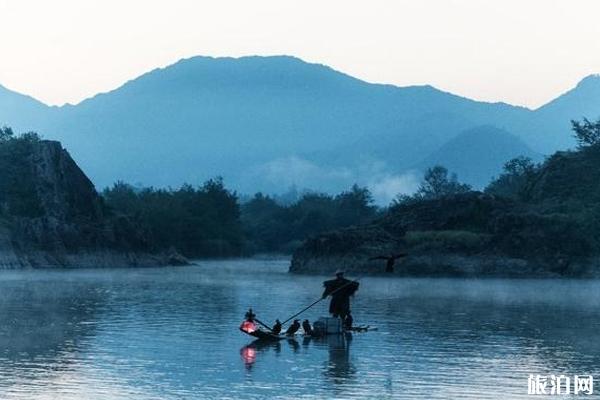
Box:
240;320;257;333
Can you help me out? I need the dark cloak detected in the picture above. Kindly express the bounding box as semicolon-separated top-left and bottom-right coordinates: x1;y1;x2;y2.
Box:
322;277;359;317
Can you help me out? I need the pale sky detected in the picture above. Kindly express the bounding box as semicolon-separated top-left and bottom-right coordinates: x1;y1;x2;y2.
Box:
1;0;600;108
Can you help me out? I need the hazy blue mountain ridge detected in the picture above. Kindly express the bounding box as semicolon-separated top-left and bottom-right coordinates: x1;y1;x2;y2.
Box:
527;74;600;152
0;56;597;201
417;126;542;188
0;84;53;132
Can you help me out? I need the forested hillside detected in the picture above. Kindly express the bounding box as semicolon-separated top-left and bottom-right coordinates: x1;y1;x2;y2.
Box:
291;119;600;277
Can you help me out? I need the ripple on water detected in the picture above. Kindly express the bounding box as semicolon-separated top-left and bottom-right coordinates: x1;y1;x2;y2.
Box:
1;261;600;399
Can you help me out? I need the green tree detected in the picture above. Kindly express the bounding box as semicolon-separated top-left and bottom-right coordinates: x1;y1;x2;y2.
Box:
102;181;139;215
416;166;471;200
0;128;43;217
486;156;538;200
241;193;287;252
241;185;378;254
103;178;243;257
0;126;14;141
572;118;600;148
334;184;377;226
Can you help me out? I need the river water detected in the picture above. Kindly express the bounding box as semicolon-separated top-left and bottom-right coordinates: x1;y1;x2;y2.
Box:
0;258;599;399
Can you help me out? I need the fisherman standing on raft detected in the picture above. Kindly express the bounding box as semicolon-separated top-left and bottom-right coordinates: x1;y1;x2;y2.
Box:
322;269;359;324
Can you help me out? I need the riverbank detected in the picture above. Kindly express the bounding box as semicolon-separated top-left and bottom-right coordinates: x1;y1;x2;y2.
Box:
290;251;600;278
289;189;600;278
0;249;187;269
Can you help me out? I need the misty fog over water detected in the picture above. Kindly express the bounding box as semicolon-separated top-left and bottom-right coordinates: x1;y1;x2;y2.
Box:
0;259;599;399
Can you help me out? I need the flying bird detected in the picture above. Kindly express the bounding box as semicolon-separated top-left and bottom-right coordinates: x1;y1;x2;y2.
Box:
368;253;408;273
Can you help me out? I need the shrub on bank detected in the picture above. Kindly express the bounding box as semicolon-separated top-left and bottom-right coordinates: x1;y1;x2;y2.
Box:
404;230;491;253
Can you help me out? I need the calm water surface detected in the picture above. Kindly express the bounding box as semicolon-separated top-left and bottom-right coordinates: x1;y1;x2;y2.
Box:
1;259;600;399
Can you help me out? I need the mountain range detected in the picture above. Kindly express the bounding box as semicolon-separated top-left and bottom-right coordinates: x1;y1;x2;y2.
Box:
1;56;599;204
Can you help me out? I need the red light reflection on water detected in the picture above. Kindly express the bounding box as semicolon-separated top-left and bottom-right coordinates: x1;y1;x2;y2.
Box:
240;345;257;366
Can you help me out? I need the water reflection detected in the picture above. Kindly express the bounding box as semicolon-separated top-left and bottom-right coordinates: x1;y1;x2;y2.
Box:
2;262;600;399
240;339;282;370
240;333;356;384
317;334;355;384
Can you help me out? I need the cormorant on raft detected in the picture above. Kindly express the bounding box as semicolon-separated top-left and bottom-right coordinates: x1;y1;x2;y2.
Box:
302;319;313;335
369;253;408;273
286;319;301;335
272;319;282;334
239;308;376;341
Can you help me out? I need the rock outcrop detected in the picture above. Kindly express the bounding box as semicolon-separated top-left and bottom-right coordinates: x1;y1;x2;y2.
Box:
0;139;185;268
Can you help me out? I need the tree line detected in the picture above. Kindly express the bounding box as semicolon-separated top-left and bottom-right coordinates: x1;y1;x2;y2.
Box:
6;116;600;259
241;185;378;253
102;179;243;257
102;181;379;257
0;127;44;218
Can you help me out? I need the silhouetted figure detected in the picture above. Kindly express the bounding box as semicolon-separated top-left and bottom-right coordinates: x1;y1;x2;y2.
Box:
322;269;359;320
302;319;313;336
286;319;300;335
344;313;353;330
369;253;408;273
272;319;282;334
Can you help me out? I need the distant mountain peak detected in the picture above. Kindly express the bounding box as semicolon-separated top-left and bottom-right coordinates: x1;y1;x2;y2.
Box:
155;54;347;79
0;83;50;133
418;125;540;188
576;74;600;89
535;73;600;120
73;54;374;107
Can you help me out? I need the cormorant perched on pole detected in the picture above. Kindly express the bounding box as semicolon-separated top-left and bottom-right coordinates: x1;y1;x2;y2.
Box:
369;253;408;273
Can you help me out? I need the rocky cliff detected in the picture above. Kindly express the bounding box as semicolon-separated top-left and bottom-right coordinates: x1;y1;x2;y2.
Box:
0;138;181;268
